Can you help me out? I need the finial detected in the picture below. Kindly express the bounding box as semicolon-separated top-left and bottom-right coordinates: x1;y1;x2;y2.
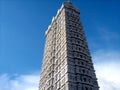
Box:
64;0;72;4
67;0;71;2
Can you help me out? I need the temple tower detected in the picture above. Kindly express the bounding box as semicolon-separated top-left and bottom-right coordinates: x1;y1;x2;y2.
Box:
39;1;99;90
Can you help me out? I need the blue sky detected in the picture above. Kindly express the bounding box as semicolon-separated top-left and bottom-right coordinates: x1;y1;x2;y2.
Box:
0;0;120;90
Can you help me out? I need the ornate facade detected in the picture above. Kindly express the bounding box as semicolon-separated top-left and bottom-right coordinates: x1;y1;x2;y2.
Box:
39;1;99;90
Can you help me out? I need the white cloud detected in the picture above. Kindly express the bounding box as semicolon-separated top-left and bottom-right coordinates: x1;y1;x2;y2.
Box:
0;50;120;90
92;50;120;90
0;72;40;90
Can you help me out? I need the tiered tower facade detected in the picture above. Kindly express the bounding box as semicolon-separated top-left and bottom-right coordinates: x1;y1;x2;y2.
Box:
39;1;99;90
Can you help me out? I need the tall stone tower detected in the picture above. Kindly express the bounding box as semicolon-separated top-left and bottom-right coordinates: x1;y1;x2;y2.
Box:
39;1;99;90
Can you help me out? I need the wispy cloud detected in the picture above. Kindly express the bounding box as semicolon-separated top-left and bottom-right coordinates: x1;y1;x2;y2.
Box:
93;50;120;63
93;50;120;90
0;72;40;90
97;27;120;42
